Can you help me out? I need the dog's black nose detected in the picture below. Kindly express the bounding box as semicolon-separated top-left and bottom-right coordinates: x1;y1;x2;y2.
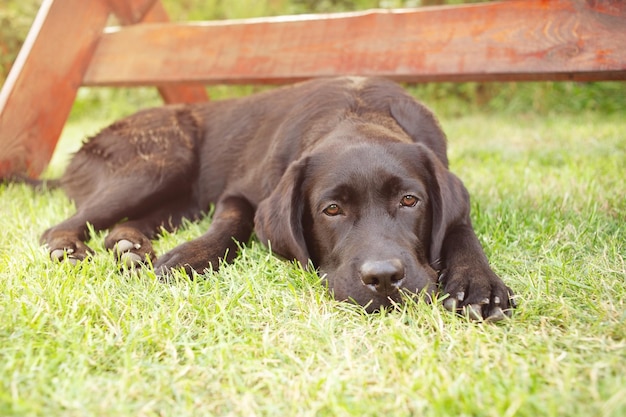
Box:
359;259;405;295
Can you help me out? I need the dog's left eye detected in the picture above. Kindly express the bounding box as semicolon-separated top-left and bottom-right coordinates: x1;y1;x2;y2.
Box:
400;195;419;207
323;204;343;216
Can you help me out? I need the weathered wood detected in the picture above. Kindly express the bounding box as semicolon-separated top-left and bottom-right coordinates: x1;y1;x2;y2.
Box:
1;0;624;178
107;0;208;103
83;0;626;86
0;0;110;178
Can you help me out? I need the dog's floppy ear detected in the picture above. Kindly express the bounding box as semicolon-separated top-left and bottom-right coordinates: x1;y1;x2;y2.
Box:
254;157;310;267
424;151;471;269
387;89;449;167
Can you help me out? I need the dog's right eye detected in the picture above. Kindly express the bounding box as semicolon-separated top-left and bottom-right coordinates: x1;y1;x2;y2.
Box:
400;195;419;207
323;204;343;216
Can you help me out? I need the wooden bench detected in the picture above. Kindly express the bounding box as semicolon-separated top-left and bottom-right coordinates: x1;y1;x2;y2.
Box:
1;0;624;178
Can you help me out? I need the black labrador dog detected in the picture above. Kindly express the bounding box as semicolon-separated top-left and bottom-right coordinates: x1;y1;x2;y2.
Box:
26;77;514;319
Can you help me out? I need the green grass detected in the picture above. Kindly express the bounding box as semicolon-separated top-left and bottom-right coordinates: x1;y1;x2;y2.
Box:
1;102;625;416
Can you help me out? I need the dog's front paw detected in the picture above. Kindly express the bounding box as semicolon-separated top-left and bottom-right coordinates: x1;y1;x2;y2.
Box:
48;242;94;265
104;228;155;268
439;265;516;322
110;239;155;268
153;240;214;277
43;230;94;265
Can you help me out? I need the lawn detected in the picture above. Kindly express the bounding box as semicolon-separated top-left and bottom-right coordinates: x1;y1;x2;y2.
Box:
0;91;624;416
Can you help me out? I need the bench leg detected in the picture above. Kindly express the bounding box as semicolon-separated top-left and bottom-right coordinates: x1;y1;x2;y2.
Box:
0;0;207;179
0;0;111;178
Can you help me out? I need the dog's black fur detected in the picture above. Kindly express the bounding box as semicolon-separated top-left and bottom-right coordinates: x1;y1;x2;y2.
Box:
14;77;514;319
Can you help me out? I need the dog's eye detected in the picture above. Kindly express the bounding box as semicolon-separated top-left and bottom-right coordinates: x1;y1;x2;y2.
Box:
400;195;419;207
323;204;343;216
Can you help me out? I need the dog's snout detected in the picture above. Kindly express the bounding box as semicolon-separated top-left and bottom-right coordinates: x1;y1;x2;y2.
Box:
359;258;405;295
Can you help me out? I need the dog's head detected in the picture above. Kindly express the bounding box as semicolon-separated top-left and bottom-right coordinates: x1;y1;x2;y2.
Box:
255;89;469;312
255;140;467;311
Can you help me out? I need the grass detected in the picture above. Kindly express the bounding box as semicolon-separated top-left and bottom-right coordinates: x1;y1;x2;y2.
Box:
1;95;625;416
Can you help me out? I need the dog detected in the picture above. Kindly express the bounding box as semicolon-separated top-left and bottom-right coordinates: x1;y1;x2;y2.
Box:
17;76;514;319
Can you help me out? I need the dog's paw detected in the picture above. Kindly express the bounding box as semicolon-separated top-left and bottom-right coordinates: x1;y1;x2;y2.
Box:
104;228;155;268
48;241;94;265
153;240;216;278
439;265;516;322
110;239;155;268
42;228;94;264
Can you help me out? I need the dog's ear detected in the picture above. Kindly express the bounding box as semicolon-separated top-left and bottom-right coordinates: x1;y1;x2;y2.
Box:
386;89;449;167
254;157;311;267
424;151;471;269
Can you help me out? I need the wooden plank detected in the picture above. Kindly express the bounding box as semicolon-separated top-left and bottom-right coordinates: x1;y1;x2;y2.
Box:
83;0;626;86
107;0;208;103
0;0;111;178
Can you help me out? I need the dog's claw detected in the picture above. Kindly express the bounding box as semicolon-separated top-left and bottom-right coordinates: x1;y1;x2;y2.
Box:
485;307;507;323
50;248;68;261
113;239;149;268
114;239;141;253
443;291;468;313
465;304;483;321
50;248;83;265
120;251;144;268
443;298;457;312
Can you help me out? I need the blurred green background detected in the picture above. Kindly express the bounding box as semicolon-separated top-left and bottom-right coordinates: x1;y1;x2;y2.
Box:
1;0;625;121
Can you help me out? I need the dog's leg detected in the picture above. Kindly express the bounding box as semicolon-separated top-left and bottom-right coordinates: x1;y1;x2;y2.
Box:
154;195;255;276
42;177;192;263
104;197;202;268
438;224;515;321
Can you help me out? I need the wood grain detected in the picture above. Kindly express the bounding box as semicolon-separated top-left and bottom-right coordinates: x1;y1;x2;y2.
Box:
83;0;626;86
107;0;208;103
